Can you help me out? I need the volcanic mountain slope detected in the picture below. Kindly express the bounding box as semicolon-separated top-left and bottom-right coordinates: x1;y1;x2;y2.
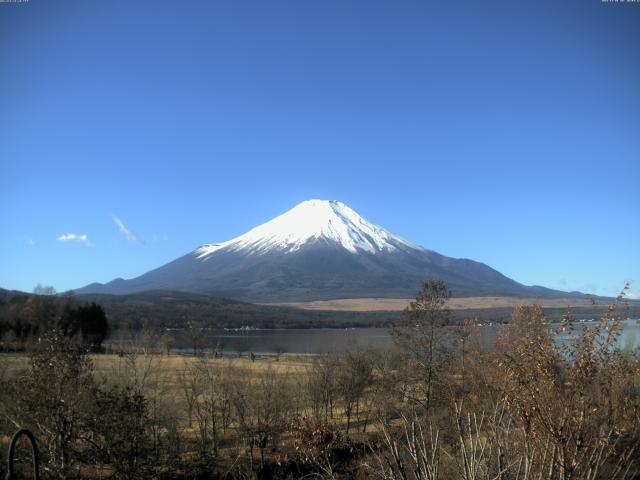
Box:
77;200;580;302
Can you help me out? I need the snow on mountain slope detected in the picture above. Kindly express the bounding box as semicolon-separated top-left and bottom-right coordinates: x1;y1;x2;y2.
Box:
195;199;419;258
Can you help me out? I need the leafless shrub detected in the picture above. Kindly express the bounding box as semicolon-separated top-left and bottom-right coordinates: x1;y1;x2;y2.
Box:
494;286;640;480
2;331;96;478
84;386;149;480
367;412;441;480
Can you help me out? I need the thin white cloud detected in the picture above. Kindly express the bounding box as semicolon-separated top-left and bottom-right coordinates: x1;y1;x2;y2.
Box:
23;235;35;246
152;233;168;242
58;233;92;247
110;213;143;243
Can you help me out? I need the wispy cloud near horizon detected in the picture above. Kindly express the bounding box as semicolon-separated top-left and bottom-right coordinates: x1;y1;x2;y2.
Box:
110;213;144;244
58;233;92;247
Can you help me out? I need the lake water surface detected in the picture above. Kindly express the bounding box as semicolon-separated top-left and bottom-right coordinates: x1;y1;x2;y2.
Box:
172;319;640;355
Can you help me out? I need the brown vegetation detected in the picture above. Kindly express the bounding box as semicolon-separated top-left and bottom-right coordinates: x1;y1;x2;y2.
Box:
1;281;638;479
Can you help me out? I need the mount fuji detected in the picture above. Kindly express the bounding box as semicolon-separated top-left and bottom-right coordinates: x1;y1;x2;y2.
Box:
77;200;575;302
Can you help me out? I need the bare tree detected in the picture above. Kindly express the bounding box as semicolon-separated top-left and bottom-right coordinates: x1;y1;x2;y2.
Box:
337;346;374;433
184;320;207;356
191;355;231;456
178;360;200;428
232;367;293;468
307;352;340;423
392;280;450;411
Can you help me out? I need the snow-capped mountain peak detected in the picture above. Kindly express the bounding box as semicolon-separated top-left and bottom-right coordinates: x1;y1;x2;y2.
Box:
76;200;575;301
195;199;418;258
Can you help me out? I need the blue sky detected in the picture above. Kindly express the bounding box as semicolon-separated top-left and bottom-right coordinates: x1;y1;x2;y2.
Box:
1;0;638;298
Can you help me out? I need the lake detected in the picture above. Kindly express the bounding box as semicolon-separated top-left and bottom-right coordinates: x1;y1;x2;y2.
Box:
170;318;640;355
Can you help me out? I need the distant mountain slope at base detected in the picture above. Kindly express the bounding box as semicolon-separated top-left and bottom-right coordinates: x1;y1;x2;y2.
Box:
75;291;639;329
3;288;637;330
267;296;608;312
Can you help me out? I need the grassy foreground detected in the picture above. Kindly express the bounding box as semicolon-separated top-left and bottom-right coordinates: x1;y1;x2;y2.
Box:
1;291;639;479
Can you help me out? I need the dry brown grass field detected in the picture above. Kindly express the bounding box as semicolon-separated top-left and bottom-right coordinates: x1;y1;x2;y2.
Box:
268;295;602;311
0;351;348;477
2;286;639;479
1;352;313;416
